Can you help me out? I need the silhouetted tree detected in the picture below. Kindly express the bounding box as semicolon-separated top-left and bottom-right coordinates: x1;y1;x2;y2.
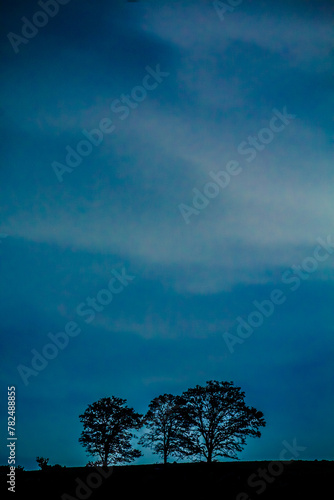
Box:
139;394;192;464
36;456;50;470
178;380;266;463
79;396;143;466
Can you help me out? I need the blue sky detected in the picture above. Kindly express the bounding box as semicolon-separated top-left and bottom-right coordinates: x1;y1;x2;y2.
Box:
0;0;333;470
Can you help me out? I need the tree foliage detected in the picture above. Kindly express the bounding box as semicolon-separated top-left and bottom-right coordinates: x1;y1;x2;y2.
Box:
36;456;50;470
79;396;143;466
78;382;265;466
177;380;266;463
138;394;190;464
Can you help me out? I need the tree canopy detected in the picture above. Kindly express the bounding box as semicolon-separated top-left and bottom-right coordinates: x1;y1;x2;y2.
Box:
138;393;190;464
78;382;266;465
177;380;266;462
79;396;143;466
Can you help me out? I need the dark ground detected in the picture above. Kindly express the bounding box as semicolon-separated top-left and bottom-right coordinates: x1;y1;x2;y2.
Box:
1;460;333;499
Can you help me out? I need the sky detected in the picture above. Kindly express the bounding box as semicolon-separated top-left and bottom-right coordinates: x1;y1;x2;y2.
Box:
0;0;333;470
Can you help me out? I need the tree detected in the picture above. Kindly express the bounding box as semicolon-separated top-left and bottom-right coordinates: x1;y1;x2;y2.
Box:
178;380;266;463
79;396;143;466
139;394;191;464
36;456;50;470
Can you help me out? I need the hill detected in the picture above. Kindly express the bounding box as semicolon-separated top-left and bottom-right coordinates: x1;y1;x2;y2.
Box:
2;460;333;499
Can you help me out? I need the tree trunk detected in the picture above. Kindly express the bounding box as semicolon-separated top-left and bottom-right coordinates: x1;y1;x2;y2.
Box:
207;448;212;463
103;444;108;467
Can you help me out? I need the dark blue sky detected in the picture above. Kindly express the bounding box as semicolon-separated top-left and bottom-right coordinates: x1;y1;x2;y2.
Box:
1;0;333;470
